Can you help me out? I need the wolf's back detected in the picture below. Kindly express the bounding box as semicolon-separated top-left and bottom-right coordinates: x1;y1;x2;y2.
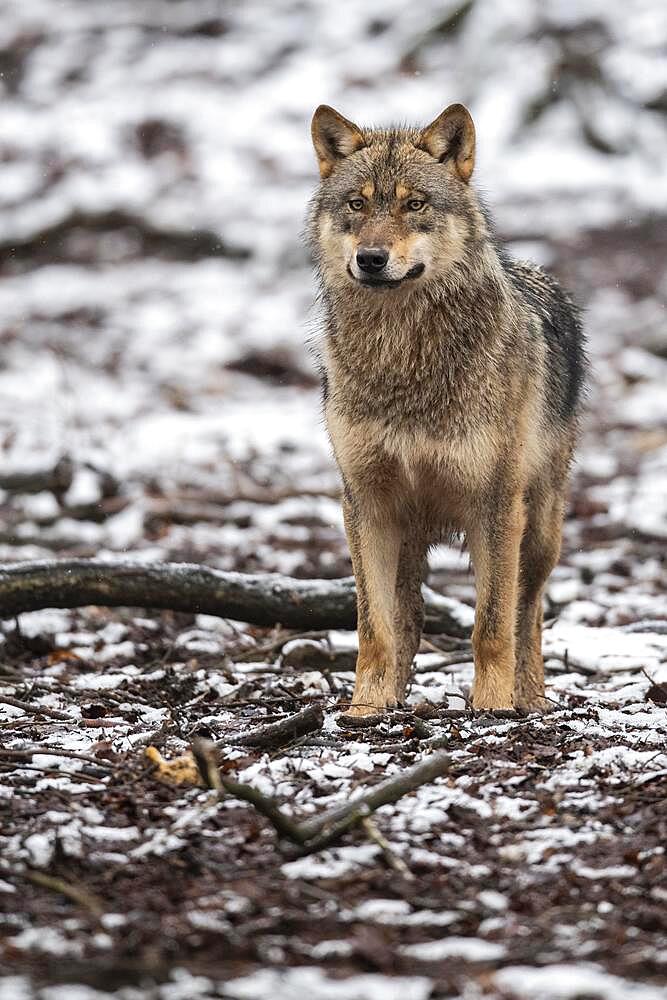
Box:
504;257;588;423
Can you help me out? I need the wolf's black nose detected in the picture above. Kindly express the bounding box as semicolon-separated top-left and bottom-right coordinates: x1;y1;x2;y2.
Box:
356;247;389;274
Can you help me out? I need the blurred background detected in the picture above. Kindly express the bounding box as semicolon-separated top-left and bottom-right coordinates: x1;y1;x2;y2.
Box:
0;0;665;607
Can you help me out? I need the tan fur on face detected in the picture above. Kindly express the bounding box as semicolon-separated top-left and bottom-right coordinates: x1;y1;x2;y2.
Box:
315;188;473;290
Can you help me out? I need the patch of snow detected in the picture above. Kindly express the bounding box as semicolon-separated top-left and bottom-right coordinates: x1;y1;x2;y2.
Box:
402;936;505;961
9;927;83;957
573;863;637;880
494;963;667;1000
0;980;32;1000
544;622;667;673
309;939;354;958
8;609;72;637
478;890;509;912
130;830;188;859
281;845;380;880
70;669;134;690
23;832;55;868
224;968;432;1000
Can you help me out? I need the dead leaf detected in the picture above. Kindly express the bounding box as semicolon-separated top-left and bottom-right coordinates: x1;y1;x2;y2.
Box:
145;746;204;787
47;649;82;665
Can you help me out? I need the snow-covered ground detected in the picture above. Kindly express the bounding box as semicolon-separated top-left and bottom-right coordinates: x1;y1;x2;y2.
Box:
0;1;666;997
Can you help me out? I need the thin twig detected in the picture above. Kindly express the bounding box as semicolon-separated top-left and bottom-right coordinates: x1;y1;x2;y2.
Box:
296;752;451;849
0;747;114;769
192;739;308;843
235;629;330;663
24;870;105;918
0;694;71;720
361;817;414;880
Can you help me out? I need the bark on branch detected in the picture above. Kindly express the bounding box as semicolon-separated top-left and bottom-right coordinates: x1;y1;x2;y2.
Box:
0;559;472;637
0;456;74;496
193;739;451;856
232;704;324;749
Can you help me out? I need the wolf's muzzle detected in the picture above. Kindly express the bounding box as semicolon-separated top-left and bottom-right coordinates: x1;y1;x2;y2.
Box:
356;246;389;275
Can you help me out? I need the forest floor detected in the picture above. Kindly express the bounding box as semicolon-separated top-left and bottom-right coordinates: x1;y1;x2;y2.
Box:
1;216;666;999
1;2;666;998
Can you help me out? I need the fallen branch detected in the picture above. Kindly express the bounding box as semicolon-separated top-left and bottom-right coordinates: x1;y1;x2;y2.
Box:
0;559;472;636
0;456;73;496
0;694;71;721
193;739;450;855
24;870;105;918
361;816;414;879
232;704;324;749
236;629;331;663
295;752;451;851
0;748;113;768
145;490;340;525
192;740;306;843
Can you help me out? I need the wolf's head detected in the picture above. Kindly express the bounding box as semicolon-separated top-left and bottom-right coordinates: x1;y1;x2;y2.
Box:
309;104;484;294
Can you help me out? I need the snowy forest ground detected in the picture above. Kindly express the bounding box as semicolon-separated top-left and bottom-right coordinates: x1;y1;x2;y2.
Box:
0;2;666;998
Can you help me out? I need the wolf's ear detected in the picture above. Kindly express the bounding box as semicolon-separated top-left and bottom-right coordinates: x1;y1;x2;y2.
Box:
311;105;365;179
417;104;475;182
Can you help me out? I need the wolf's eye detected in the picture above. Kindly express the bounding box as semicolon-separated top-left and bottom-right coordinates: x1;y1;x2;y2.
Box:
348;198;365;211
407;199;426;211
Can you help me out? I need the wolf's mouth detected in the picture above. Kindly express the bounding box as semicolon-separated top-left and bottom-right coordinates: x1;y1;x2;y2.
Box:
348;262;425;289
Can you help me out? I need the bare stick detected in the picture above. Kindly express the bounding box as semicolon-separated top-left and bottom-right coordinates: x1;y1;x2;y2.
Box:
24;870;105;918
0;559;471;636
0;456;73;496
361;817;414;880
235;629;330;662
190;740;223;793
0;694;70;721
231;704;324;749
218;777;307;843
192;739;307;844
296;751;451;848
192;739;450;856
0;748;113;768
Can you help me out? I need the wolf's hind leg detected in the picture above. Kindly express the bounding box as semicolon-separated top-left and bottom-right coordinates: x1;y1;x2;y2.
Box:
467;488;525;711
515;485;566;712
343;490;401;718
394;532;427;696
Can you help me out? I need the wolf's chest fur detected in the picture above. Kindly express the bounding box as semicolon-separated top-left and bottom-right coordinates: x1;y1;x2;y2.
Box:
323;309;526;504
325;281;536;471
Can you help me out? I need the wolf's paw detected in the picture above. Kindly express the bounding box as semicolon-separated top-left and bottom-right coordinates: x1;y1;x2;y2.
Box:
337;710;384;729
514;695;551;714
470;685;514;712
337;695;399;728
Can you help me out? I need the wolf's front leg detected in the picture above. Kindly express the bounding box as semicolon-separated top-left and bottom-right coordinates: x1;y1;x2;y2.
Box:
342;490;402;718
467;490;525;711
394;534;427;695
515;484;566;713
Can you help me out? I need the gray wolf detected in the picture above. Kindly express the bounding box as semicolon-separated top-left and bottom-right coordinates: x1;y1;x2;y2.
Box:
308;103;587;719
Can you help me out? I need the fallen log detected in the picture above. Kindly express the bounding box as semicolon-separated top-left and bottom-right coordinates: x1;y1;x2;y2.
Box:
0;559;473;637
